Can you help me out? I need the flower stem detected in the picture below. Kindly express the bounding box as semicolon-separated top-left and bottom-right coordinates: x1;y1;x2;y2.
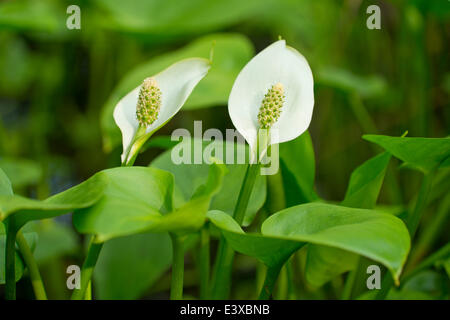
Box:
258;263;283;300
71;238;103;300
16;230;47;300
170;233;184;300
267;169;286;213
210;163;260;299
5;224;17;300
199;225;210;299
234;164;261;225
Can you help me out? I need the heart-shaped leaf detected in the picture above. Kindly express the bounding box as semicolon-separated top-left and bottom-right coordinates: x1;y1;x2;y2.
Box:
363;135;450;173
209;202;410;283
151;138;266;226
207;210;302;268
0;173;107;232
305;152;392;287
263;203;410;283
73;163;226;242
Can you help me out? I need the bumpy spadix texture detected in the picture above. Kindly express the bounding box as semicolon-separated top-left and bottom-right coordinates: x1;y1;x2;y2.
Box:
136;77;161;127
257;83;285;129
113;58;210;163
228;40;314;153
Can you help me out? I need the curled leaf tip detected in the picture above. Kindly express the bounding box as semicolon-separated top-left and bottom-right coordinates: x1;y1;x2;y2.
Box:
258;82;285;129
136;77;162;127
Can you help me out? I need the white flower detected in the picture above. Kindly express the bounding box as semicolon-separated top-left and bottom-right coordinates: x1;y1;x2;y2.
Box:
228;40;314;159
114;58;211;164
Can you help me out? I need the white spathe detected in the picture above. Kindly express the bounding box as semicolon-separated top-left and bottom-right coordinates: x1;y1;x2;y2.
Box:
228;40;314;154
114;58;211;163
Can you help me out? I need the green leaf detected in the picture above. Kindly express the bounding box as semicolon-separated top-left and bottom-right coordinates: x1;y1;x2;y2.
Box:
305;152;392;287
0;168;13;196
94;232;199;299
0;221;37;284
101;33;254;152
305;245;359;287
207;210;302;268
151;138;266;226
94;232;172;299
361;269;450;300
73;163;226;242
316;67;387;98
209;203;410;283
0;173;107;231
341;152;391;208
363;135;450;173
23;220;78;264
400;270;449;299
262;203;410;283
93;0;265;35
279;131;318;205
0;157;42;189
0;0;66;33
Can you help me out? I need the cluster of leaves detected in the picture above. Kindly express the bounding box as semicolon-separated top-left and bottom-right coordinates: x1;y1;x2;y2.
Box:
0;0;449;300
2;133;449;299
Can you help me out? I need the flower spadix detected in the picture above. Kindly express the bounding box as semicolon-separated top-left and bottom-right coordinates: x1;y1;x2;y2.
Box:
114;58;210;165
228;40;314;160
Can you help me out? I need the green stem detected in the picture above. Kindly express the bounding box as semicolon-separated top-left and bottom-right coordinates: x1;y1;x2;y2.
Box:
85;281;92;300
234;164;261;225
267;169;286;213
71;238;103;300
258;263;283;300
376;170;434;300
401;243;450;285
349;94;404;205
286;258;295;299
341;260;359;300
406;170;435;238
199;225;210;299
170;233;184;300
275;265;288;300
210;163;260;299
16;231;47;300
408;194;450;269
5;225;17;300
349;93;377;134
123;125;149;166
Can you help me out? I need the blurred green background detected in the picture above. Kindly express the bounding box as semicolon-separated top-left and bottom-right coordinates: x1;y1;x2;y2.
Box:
0;0;448;299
